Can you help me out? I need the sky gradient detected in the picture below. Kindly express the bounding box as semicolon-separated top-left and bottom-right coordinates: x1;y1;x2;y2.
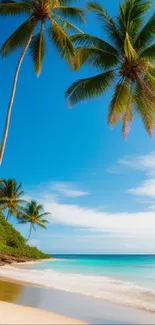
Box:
1;0;155;254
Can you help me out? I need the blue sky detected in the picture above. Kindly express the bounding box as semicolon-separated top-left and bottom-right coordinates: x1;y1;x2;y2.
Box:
1;0;155;254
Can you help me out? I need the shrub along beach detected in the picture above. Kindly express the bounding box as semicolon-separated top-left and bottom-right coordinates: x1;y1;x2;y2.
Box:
0;214;50;264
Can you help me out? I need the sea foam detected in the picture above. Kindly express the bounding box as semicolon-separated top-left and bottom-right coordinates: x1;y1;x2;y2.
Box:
0;265;155;312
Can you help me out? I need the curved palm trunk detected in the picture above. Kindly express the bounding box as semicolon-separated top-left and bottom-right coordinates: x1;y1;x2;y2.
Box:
6;210;11;221
27;223;33;241
0;32;34;166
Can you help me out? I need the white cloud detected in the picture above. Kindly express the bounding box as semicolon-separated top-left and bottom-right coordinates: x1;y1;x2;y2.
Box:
108;152;155;201
108;152;155;176
34;195;155;238
26;181;89;199
119;152;155;175
129;178;155;198
52;182;89;198
24;175;155;253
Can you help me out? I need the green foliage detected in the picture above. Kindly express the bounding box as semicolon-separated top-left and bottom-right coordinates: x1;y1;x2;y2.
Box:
66;70;115;105
0;178;26;220
1;18;35;58
0;0;85;71
66;0;155;138
48;18;74;60
18;200;50;241
0;214;50;259
29;23;45;76
0;2;31;16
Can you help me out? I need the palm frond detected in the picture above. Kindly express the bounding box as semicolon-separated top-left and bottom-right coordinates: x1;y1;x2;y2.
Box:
35;220;47;229
29;22;45;75
71;33;119;56
71;47;119;71
118;0;151;38
16;182;22;192
124;32;137;60
140;44;155;61
87;1;123;49
53;6;84;24
51;13;83;33
122;105;133;139
0;203;9;210
66;70;115;106
144;72;155;92
0;1;31;15
1;17;35;57
136;72;155;101
18;220;29;224
108;79;131;126
134;14;155;52
134;84;155;135
48;17;74;59
38;212;50;218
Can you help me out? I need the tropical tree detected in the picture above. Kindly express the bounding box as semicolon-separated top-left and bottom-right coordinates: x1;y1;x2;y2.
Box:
0;178;26;220
66;0;155;138
0;0;84;165
18;200;49;240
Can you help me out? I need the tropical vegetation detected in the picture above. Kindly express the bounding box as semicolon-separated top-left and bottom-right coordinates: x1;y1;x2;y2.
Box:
66;0;155;138
0;178;50;259
18;200;49;240
0;214;50;259
0;179;26;221
0;0;84;164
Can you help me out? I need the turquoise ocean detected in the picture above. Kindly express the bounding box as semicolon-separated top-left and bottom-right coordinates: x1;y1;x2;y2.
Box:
2;255;155;311
33;254;155;290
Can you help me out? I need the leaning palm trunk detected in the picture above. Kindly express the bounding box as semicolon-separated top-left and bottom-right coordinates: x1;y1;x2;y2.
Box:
0;32;34;165
27;223;33;241
6;210;11;221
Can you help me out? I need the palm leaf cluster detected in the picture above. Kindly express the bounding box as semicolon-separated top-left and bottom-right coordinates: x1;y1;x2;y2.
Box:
18;200;50;240
0;178;50;240
0;0;84;165
0;178;25;220
66;0;155;137
0;0;84;75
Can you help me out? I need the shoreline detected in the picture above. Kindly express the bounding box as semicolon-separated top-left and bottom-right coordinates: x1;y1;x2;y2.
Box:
0;301;86;324
0;267;155;315
1;278;155;324
12;257;54;266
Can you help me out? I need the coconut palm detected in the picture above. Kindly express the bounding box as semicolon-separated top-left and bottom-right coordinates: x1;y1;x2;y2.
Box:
0;178;26;220
66;0;155;138
18;200;49;240
0;0;84;165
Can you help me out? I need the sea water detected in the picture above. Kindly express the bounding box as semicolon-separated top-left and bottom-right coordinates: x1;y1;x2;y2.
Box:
1;255;155;312
33;254;155;290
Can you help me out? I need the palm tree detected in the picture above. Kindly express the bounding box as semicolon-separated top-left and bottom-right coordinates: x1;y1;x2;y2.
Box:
0;178;26;220
18;200;49;240
0;0;84;165
66;0;155;138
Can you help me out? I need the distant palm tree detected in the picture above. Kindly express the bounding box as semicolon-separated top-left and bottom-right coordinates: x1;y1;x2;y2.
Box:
0;178;26;220
18;200;50;240
0;0;84;165
66;0;155;138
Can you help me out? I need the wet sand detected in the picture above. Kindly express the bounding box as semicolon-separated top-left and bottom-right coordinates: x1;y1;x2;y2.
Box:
0;301;86;324
1;279;155;324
